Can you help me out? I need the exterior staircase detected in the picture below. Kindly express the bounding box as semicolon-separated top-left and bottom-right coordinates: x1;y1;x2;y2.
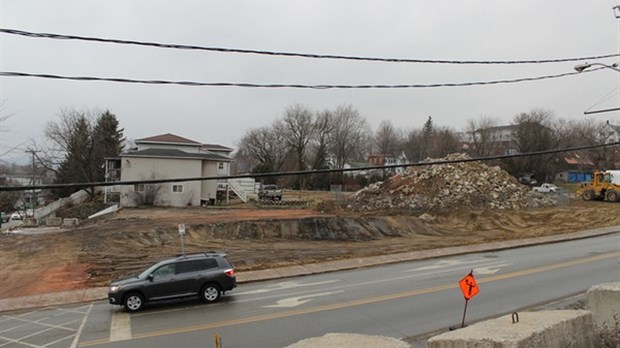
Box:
227;179;248;202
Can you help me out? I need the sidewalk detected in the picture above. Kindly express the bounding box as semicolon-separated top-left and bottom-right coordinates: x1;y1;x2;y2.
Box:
1;225;618;313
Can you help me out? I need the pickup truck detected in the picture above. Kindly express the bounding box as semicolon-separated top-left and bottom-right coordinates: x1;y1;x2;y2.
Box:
258;184;283;200
532;183;560;193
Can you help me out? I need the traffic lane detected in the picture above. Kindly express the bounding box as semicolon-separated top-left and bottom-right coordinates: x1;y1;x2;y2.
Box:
79;253;618;348
110;251;618;338
121;259;498;334
119;232;620;320
114;234;620;336
77;233;619;346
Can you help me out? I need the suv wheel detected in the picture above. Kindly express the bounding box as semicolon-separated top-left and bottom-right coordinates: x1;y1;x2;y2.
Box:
201;284;221;303
124;292;145;312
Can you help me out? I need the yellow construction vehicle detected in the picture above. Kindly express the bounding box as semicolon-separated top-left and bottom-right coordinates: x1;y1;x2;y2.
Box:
577;171;620;202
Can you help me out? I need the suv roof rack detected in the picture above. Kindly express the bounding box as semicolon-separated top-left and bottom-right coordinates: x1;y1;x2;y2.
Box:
174;252;226;259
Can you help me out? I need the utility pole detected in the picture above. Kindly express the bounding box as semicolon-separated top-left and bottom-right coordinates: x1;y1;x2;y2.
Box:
25;149;36;214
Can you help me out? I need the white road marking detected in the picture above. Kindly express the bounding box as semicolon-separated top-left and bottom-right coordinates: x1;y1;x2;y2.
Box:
473;263;512;275
406;259;491;272
263;291;344;308
231;261;510;305
109;310;132;342
70;303;93;348
0;305;94;348
235;279;341;295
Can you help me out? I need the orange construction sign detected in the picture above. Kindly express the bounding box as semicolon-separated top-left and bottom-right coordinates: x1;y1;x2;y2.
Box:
459;272;479;300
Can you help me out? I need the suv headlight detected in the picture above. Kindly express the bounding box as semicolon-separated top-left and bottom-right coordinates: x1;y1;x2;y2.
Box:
109;285;122;293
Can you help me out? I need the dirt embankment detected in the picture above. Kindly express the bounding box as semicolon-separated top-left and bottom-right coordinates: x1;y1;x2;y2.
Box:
1;202;619;299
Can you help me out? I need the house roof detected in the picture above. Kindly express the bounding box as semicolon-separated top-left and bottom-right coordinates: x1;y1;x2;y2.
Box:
202;143;234;152
135;134;234;152
562;151;594;166
123;148;231;161
136;133;202;145
479;125;518;133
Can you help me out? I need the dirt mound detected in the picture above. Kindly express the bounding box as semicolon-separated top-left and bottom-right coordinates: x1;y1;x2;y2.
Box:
348;153;555;211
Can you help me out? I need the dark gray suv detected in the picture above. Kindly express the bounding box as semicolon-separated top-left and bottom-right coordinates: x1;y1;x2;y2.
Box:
108;252;237;312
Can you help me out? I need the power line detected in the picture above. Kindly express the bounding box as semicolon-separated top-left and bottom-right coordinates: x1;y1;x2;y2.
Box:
0;68;605;89
1;142;618;192
2;28;618;65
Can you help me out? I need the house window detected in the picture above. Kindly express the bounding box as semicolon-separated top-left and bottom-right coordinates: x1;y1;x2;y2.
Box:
135;184;145;192
172;185;184;193
218;162;224;170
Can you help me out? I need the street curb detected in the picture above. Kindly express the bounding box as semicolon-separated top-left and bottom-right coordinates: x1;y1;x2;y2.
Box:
1;226;618;313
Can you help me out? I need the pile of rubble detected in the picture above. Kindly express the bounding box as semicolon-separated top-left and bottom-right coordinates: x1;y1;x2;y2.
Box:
348;153;557;211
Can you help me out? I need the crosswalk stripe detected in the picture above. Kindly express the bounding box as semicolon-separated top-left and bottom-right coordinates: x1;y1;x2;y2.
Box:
109;310;131;342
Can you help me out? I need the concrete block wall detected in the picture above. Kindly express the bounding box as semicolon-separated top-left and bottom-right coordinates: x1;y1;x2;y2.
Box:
61;218;79;226
586;282;620;331
46;217;62;226
427;310;597;348
22;217;38;227
428;282;620;347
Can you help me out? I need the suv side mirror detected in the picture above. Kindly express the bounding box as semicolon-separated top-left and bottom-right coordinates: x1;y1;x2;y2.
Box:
147;274;154;281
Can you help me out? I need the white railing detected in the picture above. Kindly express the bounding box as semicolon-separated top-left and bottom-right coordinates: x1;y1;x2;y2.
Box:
227;179;248;202
34;189;94;220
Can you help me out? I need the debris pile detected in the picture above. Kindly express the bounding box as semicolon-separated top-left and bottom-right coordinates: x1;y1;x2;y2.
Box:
348;153;556;211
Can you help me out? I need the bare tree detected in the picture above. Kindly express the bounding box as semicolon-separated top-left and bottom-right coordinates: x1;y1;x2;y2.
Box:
374;120;403;155
134;184;163;206
504;109;557;182
275;104;315;189
237;126;288;176
309;110;332;170
0;101;20;162
404;128;425;163
465;116;501;156
329;105;371;170
41;108;98;171
429;127;460;158
570;119;619;169
306;110;333;189
404;124;459;161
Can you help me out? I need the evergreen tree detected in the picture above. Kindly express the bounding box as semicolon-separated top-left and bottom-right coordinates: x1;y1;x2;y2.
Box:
92;111;125;181
54;116;94;197
423;116;434;138
52;110;124;198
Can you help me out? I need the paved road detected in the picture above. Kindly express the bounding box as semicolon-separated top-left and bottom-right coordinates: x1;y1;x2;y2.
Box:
1;233;618;348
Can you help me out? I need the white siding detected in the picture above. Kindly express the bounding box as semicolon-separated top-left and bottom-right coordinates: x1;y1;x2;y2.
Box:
120;157;203;207
201;161;218;200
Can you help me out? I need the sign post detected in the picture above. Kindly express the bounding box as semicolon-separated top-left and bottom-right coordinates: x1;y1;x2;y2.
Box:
458;270;479;328
178;224;186;257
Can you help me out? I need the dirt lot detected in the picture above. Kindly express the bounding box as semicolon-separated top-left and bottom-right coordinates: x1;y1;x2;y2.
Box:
0;199;619;299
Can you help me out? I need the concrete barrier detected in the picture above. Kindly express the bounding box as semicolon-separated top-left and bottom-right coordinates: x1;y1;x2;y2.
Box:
586;282;620;331
22;217;38;227
46;217;63;226
61;218;79;226
427;310;596;348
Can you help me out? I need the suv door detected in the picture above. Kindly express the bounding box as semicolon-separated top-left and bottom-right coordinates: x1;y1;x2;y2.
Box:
174;259;217;295
143;263;180;300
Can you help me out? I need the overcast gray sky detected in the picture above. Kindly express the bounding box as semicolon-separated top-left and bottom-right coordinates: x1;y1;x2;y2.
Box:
1;0;619;164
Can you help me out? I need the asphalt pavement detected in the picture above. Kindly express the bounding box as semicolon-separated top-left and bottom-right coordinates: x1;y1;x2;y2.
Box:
1;225;618;313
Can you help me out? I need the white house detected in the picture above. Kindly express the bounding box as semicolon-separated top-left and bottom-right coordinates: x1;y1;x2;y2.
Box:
116;133;233;207
603;121;620;143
